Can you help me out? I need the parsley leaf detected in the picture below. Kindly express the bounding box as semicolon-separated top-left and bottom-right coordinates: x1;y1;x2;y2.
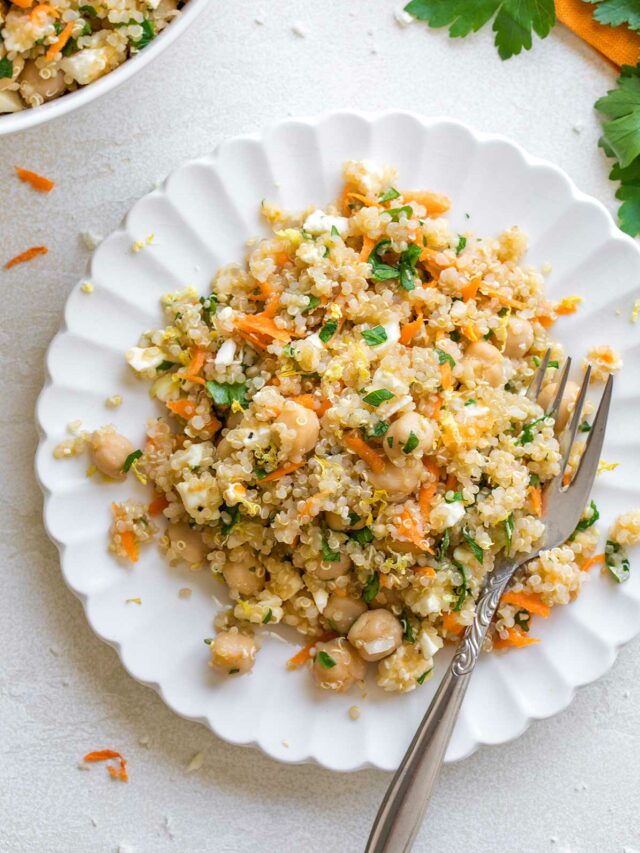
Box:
262;608;273;624
400;608;415;643
368;239;399;281
199;295;217;325
206;380;249;409
302;294;321;314
455;234;467;255
319;319;338;343
574;500;600;535
437;529;450;561
435;347;455;368
372;420;390;438
0;57;13;79
321;535;340;562
579;420;591;433
514;609;530;632
363;571;380;603
452;560;470;611
402;431;419;454
605;539;631;583
399;243;421;292
417;668;432;685
379;187;400;202
363;388;394;407
361;325;388;346
463;528;484;564
349;526;374;545
317;650;337;669
444;491;463;503
220;503;240;536
157;360;176;372
584;0;640;31
132;18;155;49
404;0;556;61
517;415;546;445
123;449;142;472
504;512;515;553
79;4;97;14
386;205;413;222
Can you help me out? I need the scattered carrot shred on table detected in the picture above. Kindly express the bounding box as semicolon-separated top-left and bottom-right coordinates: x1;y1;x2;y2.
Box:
581;552;605;572
493;627;539;650
5;245;48;269
83;749;128;782
120;530;139;564
15;166;55;192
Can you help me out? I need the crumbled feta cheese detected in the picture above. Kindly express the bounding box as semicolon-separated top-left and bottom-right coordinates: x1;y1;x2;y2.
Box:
61;48;111;86
311;587;328;614
215;339;237;367
439;501;466;527
303;210;349;236
126;346;164;372
418;627;443;659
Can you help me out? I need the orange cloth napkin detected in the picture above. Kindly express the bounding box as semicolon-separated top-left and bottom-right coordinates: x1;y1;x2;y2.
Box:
556;0;640;67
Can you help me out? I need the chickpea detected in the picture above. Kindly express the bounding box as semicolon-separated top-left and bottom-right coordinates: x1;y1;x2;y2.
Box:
222;556;265;597
464;341;504;388
537;380;579;433
89;428;134;480
315;550;352;581
323;594;367;634
384;412;434;462
274;401;319;461
348;609;403;661
210;630;256;675
18;60;65;102
367;457;423;501
216;436;232;460
503;317;534;359
168;521;208;565
311;638;367;692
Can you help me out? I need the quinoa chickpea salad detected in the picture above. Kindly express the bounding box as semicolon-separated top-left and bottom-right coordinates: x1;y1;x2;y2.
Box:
0;0;185;113
56;159;635;695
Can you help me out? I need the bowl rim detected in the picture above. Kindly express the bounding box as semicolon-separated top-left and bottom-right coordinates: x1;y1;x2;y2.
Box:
0;0;210;137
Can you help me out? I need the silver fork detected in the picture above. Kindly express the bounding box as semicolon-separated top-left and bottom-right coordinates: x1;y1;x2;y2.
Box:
366;354;613;853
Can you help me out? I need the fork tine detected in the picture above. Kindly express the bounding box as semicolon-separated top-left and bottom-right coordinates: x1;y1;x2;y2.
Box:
558;365;591;472
547;357;572;416
568;374;614;498
525;348;551;401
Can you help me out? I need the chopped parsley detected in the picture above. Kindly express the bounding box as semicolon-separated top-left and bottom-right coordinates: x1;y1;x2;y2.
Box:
517;415;546;445
579;420;591;433
319;319;338;343
199;295;217;325
302;294;321;314
321;535;340;562
0;58;14;79
262;609;273;624
330;225;340;237
400;608;415;643
368;239;399;281
463;529;484;564
255;468;267;480
529;473;541;487
455;234;467;255
444;491;463;503
123;449;142;473
437;529;450;561
573;500;600;536
206;380;249;409
387;436;394;448
399;243;421;292
416;669;432;685
452;561;470;611
79;4;97;14
514;609;530;632
361;325;388;347
229;668;240;674
378;187;400;202
157;360;177;372
435;348;455;368
132;17;155;49
532;355;541;367
366;239;421;291
220;503;240;536
372;420;390;438
386;205;413;222
548;360;559;369
349;526;374;546
317;650;337;669
402;431;419;454
363;571;380;603
203;637;213;645
363;388;394;407
605;539;631;583
464;399;476;406
498;306;509;317
504;513;515;553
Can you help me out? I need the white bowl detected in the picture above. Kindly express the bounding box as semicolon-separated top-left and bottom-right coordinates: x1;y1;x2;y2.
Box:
35;112;640;771
0;0;209;136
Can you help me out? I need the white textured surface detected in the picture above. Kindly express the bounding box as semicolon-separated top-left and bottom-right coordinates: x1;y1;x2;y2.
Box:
1;1;640;850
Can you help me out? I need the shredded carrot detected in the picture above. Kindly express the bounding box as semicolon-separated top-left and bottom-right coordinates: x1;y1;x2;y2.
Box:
5;245;48;269
46;21;74;60
166;399;196;420
359;236;375;261
260;461;306;482
428;394;443;420
418;483;437;523
401;190;450;217
536;314;555;329
460;322;480;342
442;612;464;636
148;494;169;516
287;631;337;669
204;416;221;434
530;485;542;517
562;471;572;488
501;590;550;618
15;165;55;192
235;314;291;342
290;394;331;416
399;313;424;346
444;473;457;492
274;251;289;267
299;491;330;519
338;185;351;215
83;749;128;782
581;552;605;572
182;346;207;383
120;530;139;564
440;361;453;391
415;566;437;578
343;432;385;474
493;627;540;650
460;276;481;302
262;293;281;319
346;191;380;208
11;0;33;7
478;285;525;309
237;329;269;351
248;280;274;302
396;507;431;552
423;457;442;482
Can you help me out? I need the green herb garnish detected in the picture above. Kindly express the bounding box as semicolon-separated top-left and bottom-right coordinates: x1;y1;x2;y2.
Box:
199;295;217;325
229;668;240;674
349;527;374;545
302;294;321;314
504;513;515;553
321;536;340;562
452;561;469;611
402;431;419;454
605;539;631;583
400;608;415;643
206;380;249;409
368;239;399;281
330;225;340;237
435;348;455;368
319;319;338;343
445;491;463;503
464;399;476;406
79;4;97;14
548;360;559;369
579;420;591;433
123;449;142;473
574;500;600;535
372;420;390;438
437;529;450;561
262;609;273;624
363;571;380;603
529;473;541;487
386;205;413;222
220;503;240;536
517;416;546;445
463;529;484;564
132;18;155;49
317;650;337;669
0;58;13;79
203;637;213;645
157;360;176;372
455;234;467;255
416;669;432;685
399;243;421;292
361;325;388;346
514;609;530;632
532;355;541;367
363;388;394;407
379;187;400;202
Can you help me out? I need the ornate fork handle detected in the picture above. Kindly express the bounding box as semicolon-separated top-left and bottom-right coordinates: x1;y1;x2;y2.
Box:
365;560;520;853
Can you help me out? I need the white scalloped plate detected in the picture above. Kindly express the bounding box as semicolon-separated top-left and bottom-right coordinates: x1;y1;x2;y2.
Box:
35;113;640;772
